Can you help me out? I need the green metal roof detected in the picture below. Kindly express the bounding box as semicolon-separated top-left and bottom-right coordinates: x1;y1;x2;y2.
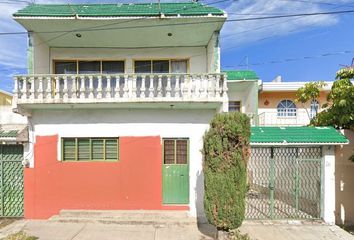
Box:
13;3;225;17
0;130;19;138
224;70;259;81
251;126;348;145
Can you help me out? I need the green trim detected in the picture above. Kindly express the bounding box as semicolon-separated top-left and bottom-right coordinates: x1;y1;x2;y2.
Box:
224;70;259;81
251;126;348;144
14;3;225;17
61;137;119;161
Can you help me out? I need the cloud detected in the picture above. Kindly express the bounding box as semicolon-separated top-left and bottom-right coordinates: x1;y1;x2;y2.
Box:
220;0;349;49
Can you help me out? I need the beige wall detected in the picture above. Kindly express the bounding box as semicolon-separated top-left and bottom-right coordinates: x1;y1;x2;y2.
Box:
335;129;354;227
258;91;328;109
0;92;12;105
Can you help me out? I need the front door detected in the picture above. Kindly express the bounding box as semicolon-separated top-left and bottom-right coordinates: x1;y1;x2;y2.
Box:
162;139;189;204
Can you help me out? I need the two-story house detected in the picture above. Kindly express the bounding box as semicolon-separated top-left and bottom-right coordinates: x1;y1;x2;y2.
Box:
9;2;348;226
11;2;258;220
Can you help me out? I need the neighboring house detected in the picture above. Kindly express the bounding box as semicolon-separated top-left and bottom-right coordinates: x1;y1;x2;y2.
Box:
0;89;28;218
8;2;348;226
0;89;13;105
258;77;332;126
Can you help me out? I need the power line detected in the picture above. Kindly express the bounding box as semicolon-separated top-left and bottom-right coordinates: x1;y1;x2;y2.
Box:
223;50;354;68
280;0;354;8
1;8;354;36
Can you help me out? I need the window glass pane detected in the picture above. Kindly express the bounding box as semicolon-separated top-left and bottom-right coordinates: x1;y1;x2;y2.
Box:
135;61;151;73
171;60;187;73
164;140;175;164
229;101;241;112
78;139;90;160
63;139;76;161
92;139;104;160
176;140;188;164
102;61;124;74
55;62;77;74
277;100;297;117
153;60;169;73
105;139;118;160
79;61;100;74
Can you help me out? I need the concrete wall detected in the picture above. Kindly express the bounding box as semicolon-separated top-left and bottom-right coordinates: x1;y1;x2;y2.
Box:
335;129;354;227
27;108;216;220
32;36;209;74
0;106;27;124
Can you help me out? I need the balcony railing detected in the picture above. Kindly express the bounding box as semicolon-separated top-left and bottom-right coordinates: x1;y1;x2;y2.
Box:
257;110;312;126
13;73;227;105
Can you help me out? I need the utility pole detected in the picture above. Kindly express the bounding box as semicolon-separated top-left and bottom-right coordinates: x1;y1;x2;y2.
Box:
158;0;161;16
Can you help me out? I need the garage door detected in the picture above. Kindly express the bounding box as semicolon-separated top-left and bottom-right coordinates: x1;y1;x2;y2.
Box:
0;145;24;217
246;147;322;220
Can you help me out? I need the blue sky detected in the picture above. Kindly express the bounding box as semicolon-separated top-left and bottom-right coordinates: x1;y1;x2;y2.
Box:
0;0;354;92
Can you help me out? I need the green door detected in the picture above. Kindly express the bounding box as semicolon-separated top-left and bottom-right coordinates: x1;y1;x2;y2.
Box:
162;139;189;204
0;145;24;217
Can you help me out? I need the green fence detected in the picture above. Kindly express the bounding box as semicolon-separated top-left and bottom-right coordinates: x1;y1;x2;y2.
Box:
0;145;24;217
246;147;322;220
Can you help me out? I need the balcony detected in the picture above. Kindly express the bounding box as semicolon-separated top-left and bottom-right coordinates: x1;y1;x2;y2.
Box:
257;110;312;126
13;73;227;109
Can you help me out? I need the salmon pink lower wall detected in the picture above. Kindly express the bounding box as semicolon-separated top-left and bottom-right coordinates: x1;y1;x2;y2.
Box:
24;135;188;219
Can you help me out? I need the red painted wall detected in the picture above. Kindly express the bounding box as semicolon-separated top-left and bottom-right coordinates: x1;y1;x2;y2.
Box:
25;135;188;219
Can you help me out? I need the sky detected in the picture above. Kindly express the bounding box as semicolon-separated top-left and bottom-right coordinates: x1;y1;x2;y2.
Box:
0;0;354;92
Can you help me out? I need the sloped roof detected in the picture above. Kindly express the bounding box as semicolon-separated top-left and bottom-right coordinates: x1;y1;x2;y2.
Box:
13;3;225;18
225;70;259;81
251;126;348;145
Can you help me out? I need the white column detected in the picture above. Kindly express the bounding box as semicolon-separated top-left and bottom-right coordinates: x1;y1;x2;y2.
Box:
322;145;336;225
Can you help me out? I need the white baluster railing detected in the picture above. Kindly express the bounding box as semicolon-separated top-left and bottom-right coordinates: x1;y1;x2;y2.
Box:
13;73;226;104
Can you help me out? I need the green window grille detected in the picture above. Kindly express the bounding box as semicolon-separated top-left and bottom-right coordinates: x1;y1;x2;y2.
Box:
62;138;119;161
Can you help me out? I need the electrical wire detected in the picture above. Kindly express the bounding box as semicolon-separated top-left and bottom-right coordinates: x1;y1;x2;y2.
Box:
1;9;354;36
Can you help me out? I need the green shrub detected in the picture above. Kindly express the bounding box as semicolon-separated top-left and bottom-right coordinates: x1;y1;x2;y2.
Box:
203;112;250;230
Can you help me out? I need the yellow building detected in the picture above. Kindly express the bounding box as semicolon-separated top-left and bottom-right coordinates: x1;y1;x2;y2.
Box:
0;89;12;105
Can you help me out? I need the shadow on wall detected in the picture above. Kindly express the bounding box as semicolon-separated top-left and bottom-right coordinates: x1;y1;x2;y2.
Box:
195;169;218;239
335;129;354;227
31;109;215;125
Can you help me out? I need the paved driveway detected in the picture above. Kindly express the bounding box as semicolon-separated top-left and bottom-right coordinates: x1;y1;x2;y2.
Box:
240;220;354;240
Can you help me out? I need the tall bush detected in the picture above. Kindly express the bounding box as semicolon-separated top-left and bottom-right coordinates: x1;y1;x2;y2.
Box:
203;112;250;230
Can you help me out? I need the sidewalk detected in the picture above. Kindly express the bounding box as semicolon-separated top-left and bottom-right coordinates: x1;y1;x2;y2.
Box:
0;220;215;240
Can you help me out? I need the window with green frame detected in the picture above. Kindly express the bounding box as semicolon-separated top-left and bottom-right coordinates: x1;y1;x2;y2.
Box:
62;138;119;161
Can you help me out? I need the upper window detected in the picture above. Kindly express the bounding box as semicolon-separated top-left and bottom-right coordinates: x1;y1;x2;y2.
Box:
62;138;119;161
277;100;297;117
54;60;125;74
163;139;188;165
134;60;188;74
310;99;319;119
229;101;241;112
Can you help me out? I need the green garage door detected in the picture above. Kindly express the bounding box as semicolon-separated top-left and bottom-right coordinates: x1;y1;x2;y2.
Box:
0;145;24;217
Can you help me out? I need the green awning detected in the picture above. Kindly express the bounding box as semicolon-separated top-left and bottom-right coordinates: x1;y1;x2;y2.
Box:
251;126;348;145
14;3;225;17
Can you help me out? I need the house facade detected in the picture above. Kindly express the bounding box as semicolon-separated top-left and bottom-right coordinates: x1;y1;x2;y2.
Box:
8;2;349;225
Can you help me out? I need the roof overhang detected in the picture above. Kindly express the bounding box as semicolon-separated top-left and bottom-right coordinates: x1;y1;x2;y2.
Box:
261;81;333;92
0;125;28;143
14;15;226;48
250;142;349;146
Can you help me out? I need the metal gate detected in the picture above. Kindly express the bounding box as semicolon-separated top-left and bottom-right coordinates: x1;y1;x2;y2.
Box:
0;145;24;217
246;147;322;220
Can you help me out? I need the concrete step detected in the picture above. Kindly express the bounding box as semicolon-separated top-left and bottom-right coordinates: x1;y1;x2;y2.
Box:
49;210;196;226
